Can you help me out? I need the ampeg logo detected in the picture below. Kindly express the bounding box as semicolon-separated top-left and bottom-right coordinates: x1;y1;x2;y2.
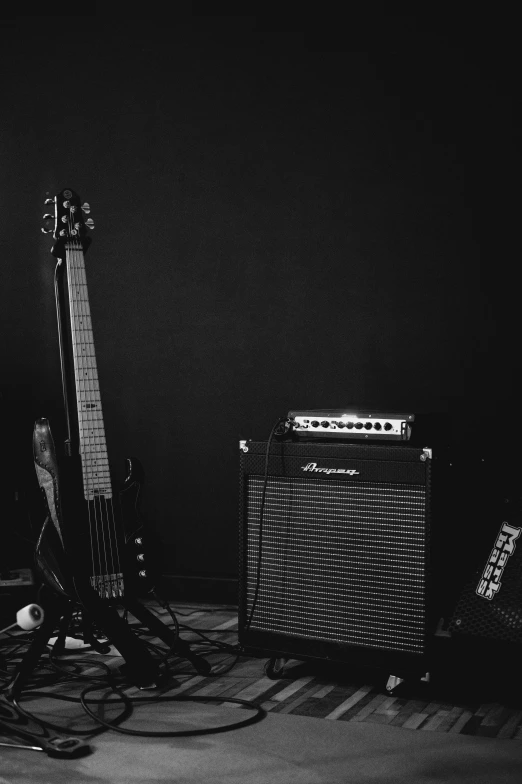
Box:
476;522;522;601
301;462;360;476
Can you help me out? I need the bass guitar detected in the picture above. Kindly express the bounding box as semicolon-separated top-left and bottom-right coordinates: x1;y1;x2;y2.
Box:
7;189;209;696
37;189;154;602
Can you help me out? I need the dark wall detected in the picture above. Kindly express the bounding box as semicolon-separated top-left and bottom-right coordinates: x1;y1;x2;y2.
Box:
1;12;518;580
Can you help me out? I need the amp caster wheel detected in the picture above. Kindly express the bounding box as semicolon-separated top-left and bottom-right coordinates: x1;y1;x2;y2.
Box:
264;657;288;679
386;672;431;694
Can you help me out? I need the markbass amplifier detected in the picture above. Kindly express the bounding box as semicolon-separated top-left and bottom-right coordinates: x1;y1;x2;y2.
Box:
238;439;434;676
449;494;522;646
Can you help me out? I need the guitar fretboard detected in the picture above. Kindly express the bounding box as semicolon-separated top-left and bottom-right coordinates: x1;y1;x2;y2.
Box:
66;242;113;501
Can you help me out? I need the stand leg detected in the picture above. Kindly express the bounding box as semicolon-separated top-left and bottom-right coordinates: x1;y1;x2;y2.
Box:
6;592;66;699
51;605;74;654
122;595;212;675
71;583;162;686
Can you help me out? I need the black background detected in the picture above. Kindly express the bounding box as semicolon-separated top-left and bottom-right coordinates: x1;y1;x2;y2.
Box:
1;8;519;581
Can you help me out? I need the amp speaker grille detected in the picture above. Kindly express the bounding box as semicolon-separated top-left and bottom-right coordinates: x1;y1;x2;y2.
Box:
239;441;431;665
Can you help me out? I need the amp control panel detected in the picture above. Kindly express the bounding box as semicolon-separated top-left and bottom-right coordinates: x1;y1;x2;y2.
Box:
287;410;415;441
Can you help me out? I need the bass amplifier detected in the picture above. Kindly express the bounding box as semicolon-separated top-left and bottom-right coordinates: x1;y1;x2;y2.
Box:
238;440;434;676
449;496;522;645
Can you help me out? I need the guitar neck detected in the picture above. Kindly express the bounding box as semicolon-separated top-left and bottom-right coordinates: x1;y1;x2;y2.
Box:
65;241;113;501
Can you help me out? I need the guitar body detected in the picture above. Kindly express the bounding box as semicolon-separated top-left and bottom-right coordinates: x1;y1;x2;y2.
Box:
120;457;158;597
35;521;72;598
33;418;157;603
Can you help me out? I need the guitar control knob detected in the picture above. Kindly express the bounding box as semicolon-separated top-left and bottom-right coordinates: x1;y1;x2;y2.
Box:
355;422;363;429
364;422;372;430
138;570;147;577
321;421;330;428
384;422;393;431
137;554;145;562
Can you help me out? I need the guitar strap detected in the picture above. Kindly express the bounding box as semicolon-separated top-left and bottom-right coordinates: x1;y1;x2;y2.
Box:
33;417;64;546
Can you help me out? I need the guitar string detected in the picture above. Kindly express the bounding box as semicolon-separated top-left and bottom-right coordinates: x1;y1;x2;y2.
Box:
66;243;99;589
76;242;114;598
69;243;107;591
67;241;124;598
72;241;123;599
70;242;120;598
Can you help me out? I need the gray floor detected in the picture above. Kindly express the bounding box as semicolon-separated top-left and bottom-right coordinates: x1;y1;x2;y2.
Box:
3;601;522;781
2;701;522;783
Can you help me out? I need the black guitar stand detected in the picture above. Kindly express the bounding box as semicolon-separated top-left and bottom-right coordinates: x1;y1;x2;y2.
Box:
5;583;210;702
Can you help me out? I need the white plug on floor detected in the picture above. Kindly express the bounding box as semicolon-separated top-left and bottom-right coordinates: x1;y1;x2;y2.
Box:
0;604;44;635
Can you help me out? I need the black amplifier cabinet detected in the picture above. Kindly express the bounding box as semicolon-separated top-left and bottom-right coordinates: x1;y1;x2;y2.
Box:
238;440;434;677
448;460;522;647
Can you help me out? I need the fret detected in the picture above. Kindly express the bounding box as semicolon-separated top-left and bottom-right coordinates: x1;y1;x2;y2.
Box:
83;463;110;474
82;463;110;473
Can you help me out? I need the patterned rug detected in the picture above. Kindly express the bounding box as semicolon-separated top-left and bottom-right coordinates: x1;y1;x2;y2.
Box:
147;603;522;740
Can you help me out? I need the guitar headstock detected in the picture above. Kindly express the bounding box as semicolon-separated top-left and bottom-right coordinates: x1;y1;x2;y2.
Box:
42;188;94;258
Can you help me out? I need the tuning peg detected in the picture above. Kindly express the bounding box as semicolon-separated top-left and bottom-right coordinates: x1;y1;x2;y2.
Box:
44;198;54;205
85;218;95;229
41;227;53;233
81;202;91;213
42;214;54;221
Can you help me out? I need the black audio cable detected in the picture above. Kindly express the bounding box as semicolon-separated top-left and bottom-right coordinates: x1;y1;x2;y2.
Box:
1;599;266;747
244;415;292;632
4;646;265;743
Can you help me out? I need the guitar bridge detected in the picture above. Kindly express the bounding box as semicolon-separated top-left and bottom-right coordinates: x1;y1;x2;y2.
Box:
91;573;124;600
